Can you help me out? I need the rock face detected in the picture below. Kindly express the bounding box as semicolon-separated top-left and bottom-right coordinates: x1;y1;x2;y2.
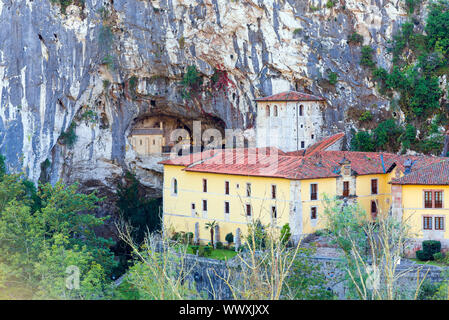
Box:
0;0;414;204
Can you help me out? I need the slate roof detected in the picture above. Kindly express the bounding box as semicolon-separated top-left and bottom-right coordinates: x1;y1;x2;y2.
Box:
390;160;449;185
254;91;325;102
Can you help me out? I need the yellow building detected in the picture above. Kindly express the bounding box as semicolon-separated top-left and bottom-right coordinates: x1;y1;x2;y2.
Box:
160;132;447;248
391;160;449;255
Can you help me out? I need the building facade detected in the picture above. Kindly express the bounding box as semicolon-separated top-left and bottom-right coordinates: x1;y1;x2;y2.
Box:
255;91;326;152
160;134;445;248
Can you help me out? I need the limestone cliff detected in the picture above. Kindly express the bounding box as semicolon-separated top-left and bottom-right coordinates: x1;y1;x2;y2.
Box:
0;0;416;202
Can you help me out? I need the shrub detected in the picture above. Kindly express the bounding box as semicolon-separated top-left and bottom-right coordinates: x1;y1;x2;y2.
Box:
328;71;338;85
204;246;212;256
433;252;444;261
191;245;200;254
326;0;335;8
280;224;291;245
215;241;224;250
417;240;441;261
293;28;302;36
60;122;77;148
423;240;441;256
359;110;373;122
348;32;363;44
360;45;376;68
225;232;234;245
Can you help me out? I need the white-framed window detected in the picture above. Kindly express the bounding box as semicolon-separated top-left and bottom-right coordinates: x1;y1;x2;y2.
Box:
202;199;208;218
271;184;277;199
246;183;251;197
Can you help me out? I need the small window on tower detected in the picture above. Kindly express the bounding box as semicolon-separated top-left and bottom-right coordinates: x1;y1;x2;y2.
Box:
301;141;305;149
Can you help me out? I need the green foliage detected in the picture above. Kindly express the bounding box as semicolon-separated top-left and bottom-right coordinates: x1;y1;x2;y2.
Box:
405;0;422;14
327;71;338;85
348;32;363;45
215;241;224;250
0;155;5;177
280;223;291;245
360;45;376;68
283;248;334;300
417;280;439;300
417;240;441;261
326;0;335;9
180;65;203;100
293;28;302;36
373;119;404;152
433;252;444;261
400;124;417;151
0;172;116;299
358;110;373;122
246;220;266;249
60;122;77;148
326;0;335;8
128;76;138;99
365;2;449;154
116;171;162;246
350;130;376;152
50;0;85;14
309;5;320;11
225;232;234;245
79;109;98;124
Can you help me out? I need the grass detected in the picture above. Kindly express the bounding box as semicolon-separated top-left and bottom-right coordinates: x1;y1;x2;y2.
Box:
186;245;237;261
410;258;447;267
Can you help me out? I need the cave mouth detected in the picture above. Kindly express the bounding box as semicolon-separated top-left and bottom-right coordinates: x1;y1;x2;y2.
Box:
128;115;229;157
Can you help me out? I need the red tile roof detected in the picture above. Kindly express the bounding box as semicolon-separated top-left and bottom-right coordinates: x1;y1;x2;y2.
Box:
304;133;345;156
254;91;325;102
160;146;446;181
390;160;449;185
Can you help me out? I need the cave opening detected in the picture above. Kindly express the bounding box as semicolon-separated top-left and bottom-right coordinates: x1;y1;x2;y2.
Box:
128;114;229;157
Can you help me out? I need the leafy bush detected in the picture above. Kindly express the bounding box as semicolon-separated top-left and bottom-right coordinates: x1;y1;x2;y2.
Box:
246;220;266;249
417;240;441;261
328;71;338;85
280;223;291;245
348;32;363;45
225;232;234;245
60;122;77;148
326;0;335;8
191;245;200;254
418;280;439;300
358;110;373;122
360;45;376;68
180;65;203;99
350;130;375;152
204;246;212;256
433;252;444;261
215;241;224;249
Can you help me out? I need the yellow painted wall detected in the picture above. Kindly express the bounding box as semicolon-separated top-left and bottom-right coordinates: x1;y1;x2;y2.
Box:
401;185;449;239
163;165;292;244
300;178;336;234
162;165;402;243
355;174;392;217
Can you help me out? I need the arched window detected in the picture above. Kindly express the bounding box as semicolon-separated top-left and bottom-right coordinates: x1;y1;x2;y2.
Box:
273;105;278;117
172;178;178;195
299;105;304;116
265;105;270;117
